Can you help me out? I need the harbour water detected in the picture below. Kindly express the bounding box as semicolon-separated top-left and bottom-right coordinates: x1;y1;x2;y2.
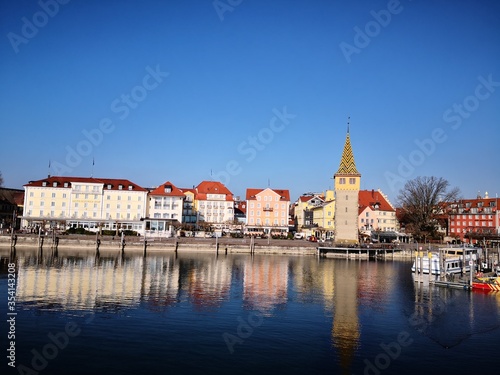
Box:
1;248;499;375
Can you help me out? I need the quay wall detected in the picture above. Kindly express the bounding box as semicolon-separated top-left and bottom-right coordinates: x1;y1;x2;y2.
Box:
0;234;319;255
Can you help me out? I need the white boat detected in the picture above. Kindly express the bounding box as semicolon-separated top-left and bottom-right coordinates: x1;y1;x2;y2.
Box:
411;247;479;275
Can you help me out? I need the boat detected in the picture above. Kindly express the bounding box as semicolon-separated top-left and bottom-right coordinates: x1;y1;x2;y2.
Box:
411;255;467;275
411;247;479;275
472;276;500;291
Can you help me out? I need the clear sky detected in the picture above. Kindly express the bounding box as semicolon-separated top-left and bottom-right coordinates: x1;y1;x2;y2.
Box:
1;0;499;204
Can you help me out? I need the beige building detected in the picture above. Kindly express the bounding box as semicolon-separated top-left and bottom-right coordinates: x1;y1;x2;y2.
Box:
22;176;147;233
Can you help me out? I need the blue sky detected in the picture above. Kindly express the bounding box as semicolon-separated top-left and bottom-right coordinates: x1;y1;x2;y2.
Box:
1;0;499;204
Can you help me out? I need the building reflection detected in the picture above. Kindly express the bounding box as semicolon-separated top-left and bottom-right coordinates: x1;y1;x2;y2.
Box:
331;261;360;374
15;252;181;311
183;256;232;309
243;256;288;312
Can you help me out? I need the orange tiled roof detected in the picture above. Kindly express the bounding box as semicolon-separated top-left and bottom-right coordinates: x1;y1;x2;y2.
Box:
358;190;395;214
245;188;290;201
195;181;234;201
149;181;185;196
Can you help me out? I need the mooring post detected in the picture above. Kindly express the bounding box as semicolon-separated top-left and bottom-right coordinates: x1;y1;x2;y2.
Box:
120;231;125;253
216;234;219;255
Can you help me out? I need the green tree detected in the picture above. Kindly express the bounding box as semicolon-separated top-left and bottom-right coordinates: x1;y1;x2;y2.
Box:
397;176;460;241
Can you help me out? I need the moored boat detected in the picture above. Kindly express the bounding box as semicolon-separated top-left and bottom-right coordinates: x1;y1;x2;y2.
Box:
472;277;500;291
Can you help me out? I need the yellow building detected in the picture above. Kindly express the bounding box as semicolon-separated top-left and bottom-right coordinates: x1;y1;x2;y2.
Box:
311;193;335;240
22;176;148;233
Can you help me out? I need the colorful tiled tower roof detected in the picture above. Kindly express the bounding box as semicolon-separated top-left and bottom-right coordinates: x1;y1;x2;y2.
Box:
335;120;360;176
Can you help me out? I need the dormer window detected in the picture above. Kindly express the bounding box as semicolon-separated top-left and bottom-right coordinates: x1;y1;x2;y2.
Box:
64;182;69;188
107;184;112;190
52;182;58;187
164;185;172;193
128;185;133;190
42;181;47;187
118;185;123;190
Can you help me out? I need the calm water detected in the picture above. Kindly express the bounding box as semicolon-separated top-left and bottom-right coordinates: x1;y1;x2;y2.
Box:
1;248;499;375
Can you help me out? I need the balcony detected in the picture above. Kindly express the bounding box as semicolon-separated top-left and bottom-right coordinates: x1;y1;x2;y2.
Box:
263;207;273;212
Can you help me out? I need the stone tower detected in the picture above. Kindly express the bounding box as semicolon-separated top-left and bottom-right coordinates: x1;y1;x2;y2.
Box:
334;119;361;244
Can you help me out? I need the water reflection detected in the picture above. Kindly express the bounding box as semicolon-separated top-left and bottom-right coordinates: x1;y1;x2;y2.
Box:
243;256;288;312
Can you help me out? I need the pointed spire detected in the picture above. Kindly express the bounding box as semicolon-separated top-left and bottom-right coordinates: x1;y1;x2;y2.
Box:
336;119;360;175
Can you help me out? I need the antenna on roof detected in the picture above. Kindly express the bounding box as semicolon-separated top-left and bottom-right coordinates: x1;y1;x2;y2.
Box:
91;157;95;178
48;160;51;178
268;178;270;188
347;116;350;134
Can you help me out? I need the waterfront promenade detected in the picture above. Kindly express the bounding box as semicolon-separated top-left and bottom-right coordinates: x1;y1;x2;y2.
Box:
0;233;414;257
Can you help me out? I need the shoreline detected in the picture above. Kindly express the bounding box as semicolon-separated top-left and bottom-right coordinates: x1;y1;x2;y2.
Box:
0;234;415;258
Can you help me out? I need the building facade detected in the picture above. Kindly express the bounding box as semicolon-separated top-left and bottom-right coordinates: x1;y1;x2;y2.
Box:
358;189;397;233
195;181;234;227
447;193;499;244
246;188;290;236
146;181;184;237
334;125;361;244
22;176;147;233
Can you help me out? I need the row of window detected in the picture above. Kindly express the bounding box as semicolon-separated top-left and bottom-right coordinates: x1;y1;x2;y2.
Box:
251;196;283;202
451;222;494;227
338;178;357;185
248;218;287;225
29;192;143;201
450;214;494;219
27;210;139;220
152;213;178;219
249;202;286;209
29;201;142;210
248;210;287;217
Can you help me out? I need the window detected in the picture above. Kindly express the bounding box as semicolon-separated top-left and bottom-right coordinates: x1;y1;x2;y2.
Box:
128;196;132;201
349;178;356;184
30;192;34;197
51;193;56;198
41;192;45;198
345;207;348;212
339;178;346;184
346;195;348;200
51;202;55;207
63;193;67;198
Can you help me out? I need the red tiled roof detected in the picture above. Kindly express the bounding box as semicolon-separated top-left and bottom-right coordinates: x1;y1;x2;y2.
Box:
299;195;314;202
24;176;147;192
245;188;290;201
149;181;185;196
195;181;234;201
358;190;395;214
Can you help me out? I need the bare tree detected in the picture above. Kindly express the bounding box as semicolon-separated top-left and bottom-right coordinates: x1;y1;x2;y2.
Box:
0;171;3;186
397;176;460;241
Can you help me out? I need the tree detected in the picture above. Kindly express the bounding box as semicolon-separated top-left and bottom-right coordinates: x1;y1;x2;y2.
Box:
0;171;3;186
397;176;460;241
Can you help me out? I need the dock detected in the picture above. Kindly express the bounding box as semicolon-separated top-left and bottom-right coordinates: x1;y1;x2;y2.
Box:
317;245;407;258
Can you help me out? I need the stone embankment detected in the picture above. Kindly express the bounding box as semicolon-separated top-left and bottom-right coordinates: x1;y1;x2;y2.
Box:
0;234;320;255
